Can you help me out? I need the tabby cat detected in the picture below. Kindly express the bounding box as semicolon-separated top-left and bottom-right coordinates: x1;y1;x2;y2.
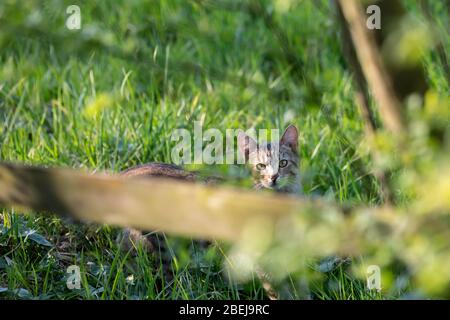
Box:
118;124;302;296
237;124;302;194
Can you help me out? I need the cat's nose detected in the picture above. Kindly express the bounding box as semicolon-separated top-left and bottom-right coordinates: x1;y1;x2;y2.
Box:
271;174;279;185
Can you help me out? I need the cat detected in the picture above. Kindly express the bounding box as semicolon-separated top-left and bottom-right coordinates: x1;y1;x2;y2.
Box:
237;124;302;299
117;124;302;297
237;124;302;195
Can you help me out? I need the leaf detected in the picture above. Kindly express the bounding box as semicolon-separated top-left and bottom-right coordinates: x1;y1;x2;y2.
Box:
91;287;104;297
12;288;32;299
4;256;13;266
24;229;53;247
316;256;343;273
0;257;7;269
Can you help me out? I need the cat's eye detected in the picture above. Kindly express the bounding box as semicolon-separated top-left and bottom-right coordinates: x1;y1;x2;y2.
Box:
256;163;266;170
279;160;288;168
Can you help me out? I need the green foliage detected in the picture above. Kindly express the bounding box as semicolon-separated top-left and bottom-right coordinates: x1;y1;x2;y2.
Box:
0;0;449;299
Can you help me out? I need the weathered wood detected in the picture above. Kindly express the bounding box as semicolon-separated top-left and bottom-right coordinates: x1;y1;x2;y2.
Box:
335;1;393;204
0;162;327;241
338;0;406;135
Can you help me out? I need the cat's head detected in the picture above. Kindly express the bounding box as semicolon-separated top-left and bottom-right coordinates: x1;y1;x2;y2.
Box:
238;125;302;194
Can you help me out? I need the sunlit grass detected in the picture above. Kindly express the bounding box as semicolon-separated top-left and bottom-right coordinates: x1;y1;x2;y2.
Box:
0;0;448;299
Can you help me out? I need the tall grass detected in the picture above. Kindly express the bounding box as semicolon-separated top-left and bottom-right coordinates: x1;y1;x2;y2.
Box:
0;0;448;299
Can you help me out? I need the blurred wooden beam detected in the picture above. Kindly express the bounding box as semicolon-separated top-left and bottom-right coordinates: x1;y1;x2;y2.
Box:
336;1;378;135
337;0;406;135
335;1;393;204
0;162;328;241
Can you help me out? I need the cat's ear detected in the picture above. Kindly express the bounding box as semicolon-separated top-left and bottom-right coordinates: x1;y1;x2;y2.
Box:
238;131;257;161
280;125;298;152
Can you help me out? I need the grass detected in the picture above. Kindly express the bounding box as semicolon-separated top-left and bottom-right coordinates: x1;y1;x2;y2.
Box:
0;0;448;299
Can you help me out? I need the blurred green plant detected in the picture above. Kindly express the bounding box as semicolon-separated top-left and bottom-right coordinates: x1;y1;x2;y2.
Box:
0;0;449;300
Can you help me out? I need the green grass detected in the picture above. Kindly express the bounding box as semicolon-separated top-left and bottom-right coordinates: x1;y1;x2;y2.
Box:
0;0;448;299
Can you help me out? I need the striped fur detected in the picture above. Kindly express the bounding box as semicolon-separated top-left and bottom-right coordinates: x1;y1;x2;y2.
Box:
118;125;302;298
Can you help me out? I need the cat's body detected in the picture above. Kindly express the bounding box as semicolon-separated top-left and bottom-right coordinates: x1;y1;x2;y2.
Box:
121;162;197;180
118;125;302;297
